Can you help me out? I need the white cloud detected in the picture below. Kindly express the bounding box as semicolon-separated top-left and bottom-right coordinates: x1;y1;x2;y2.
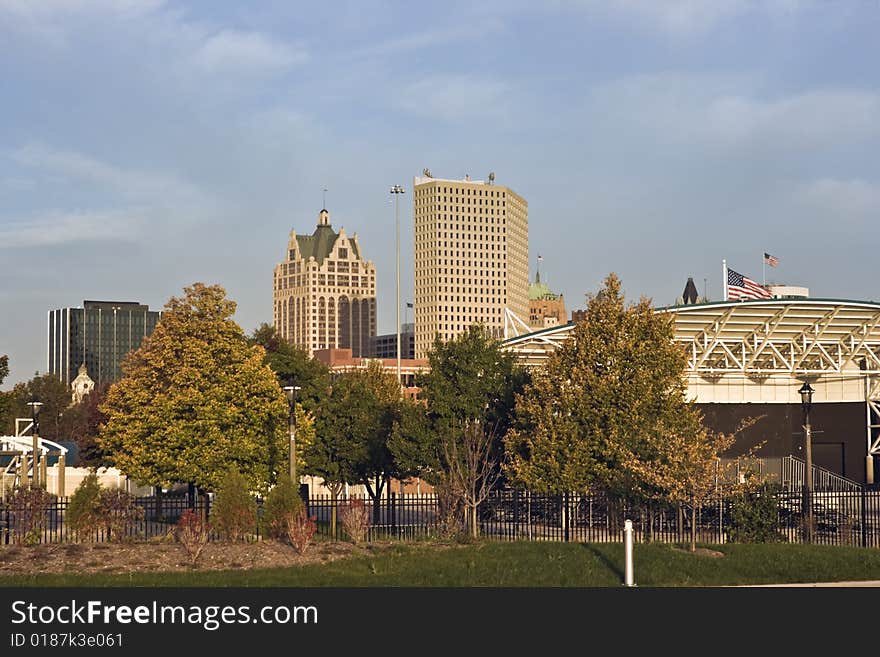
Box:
570;0;811;36
793;178;880;222
13;143;210;207
352;20;505;58
396;74;511;122
703;90;880;147
0;0;163;18
0;209;144;248
589;74;880;150
192;29;307;76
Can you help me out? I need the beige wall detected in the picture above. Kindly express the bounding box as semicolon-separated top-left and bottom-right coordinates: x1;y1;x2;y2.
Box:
2;466;152;499
687;373;868;404
413;176;529;358
273;210;377;356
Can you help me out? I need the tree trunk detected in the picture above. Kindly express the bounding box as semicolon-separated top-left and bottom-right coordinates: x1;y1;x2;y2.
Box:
470;504;478;539
690;503;697;552
331;489;338;540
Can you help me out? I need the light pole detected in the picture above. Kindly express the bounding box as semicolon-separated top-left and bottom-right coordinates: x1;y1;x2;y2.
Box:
27;399;43;487
799;381;815;543
283;385;302;484
390;184;405;387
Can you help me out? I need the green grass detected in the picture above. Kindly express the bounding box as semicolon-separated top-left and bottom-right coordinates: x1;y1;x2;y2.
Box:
4;541;880;587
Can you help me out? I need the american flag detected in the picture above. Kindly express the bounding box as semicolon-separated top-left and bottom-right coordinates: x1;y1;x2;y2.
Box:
728;267;772;300
764;252;779;267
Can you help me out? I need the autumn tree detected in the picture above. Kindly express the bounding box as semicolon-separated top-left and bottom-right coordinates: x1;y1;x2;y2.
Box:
60;383;111;466
98;283;288;493
505;273;725;528
305;360;407;522
391;325;528;536
0;355;8;432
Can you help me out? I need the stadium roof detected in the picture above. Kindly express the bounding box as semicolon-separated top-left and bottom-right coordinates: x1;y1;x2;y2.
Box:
503;298;880;376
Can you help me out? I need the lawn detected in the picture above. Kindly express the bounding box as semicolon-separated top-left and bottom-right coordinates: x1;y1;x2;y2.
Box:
3;540;880;587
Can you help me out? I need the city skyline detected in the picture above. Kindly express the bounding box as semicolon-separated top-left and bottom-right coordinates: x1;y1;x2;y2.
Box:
2;2;879;387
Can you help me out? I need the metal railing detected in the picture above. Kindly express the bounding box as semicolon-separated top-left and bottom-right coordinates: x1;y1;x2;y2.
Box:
2;487;879;548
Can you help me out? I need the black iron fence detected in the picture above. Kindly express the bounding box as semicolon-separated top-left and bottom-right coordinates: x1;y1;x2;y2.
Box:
3;487;880;547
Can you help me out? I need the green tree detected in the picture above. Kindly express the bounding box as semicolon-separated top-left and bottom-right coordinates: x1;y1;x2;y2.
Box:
211;469;258;541
505;273;714;518
66;471;103;541
247;323;330;413
263;473;305;539
98;283;288;493
390;324;528;536
0;355;8;385
305;360;406;522
2;373;70;440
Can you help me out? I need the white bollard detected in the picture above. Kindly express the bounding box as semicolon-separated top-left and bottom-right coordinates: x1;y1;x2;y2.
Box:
624;519;635;587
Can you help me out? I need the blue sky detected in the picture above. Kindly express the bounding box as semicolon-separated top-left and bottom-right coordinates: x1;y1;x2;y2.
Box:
2;1;879;388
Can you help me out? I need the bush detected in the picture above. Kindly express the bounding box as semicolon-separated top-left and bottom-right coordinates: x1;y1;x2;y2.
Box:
263;475;304;539
176;509;211;567
98;488;144;541
286;508;317;555
66;472;102;541
339;498;371;544
211;470;257;541
7;484;55;546
728;483;785;544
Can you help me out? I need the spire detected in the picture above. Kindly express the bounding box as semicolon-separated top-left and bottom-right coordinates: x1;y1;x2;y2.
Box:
318;208;330;226
682;277;699;304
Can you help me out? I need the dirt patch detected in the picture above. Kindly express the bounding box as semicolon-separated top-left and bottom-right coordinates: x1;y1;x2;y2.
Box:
0;539;371;576
672;546;725;558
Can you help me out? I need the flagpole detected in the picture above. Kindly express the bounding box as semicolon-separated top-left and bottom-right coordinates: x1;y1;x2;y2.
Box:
722;259;728;301
762;252;766;287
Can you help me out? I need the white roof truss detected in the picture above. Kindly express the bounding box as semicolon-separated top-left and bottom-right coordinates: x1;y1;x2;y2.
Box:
503;299;880;377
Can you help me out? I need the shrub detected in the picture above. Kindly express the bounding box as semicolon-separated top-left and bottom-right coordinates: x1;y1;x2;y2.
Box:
211;470;257;541
263;475;304;540
286;508;317;555
176;509;211;567
339;498;371;544
66;472;102;541
7;484;55;546
98;488;144;542
728;483;785;544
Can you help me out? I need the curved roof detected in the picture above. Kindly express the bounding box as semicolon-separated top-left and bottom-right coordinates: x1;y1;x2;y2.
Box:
503;298;880;375
295;222;361;264
528;271;561;300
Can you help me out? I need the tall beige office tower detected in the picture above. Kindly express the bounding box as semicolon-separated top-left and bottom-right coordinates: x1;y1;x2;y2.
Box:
273;208;376;356
413;172;528;358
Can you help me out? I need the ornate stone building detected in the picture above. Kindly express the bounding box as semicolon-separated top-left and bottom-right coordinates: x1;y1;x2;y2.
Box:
273;209;376;356
70;363;95;404
528;271;566;329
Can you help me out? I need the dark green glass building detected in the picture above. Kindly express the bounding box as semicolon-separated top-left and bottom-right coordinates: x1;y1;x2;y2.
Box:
48;300;161;386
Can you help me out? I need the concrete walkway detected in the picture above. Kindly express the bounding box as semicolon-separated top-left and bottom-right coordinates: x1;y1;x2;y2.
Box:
745;580;880;587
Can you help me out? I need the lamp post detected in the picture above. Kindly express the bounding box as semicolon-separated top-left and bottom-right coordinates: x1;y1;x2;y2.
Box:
26;399;43;487
283;385;302;484
799;381;815;543
390;184;405;388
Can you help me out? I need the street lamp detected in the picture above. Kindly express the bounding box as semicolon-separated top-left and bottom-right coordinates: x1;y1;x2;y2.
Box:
26;399;43;487
283;385;302;484
390;184;405;388
799;381;815;543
